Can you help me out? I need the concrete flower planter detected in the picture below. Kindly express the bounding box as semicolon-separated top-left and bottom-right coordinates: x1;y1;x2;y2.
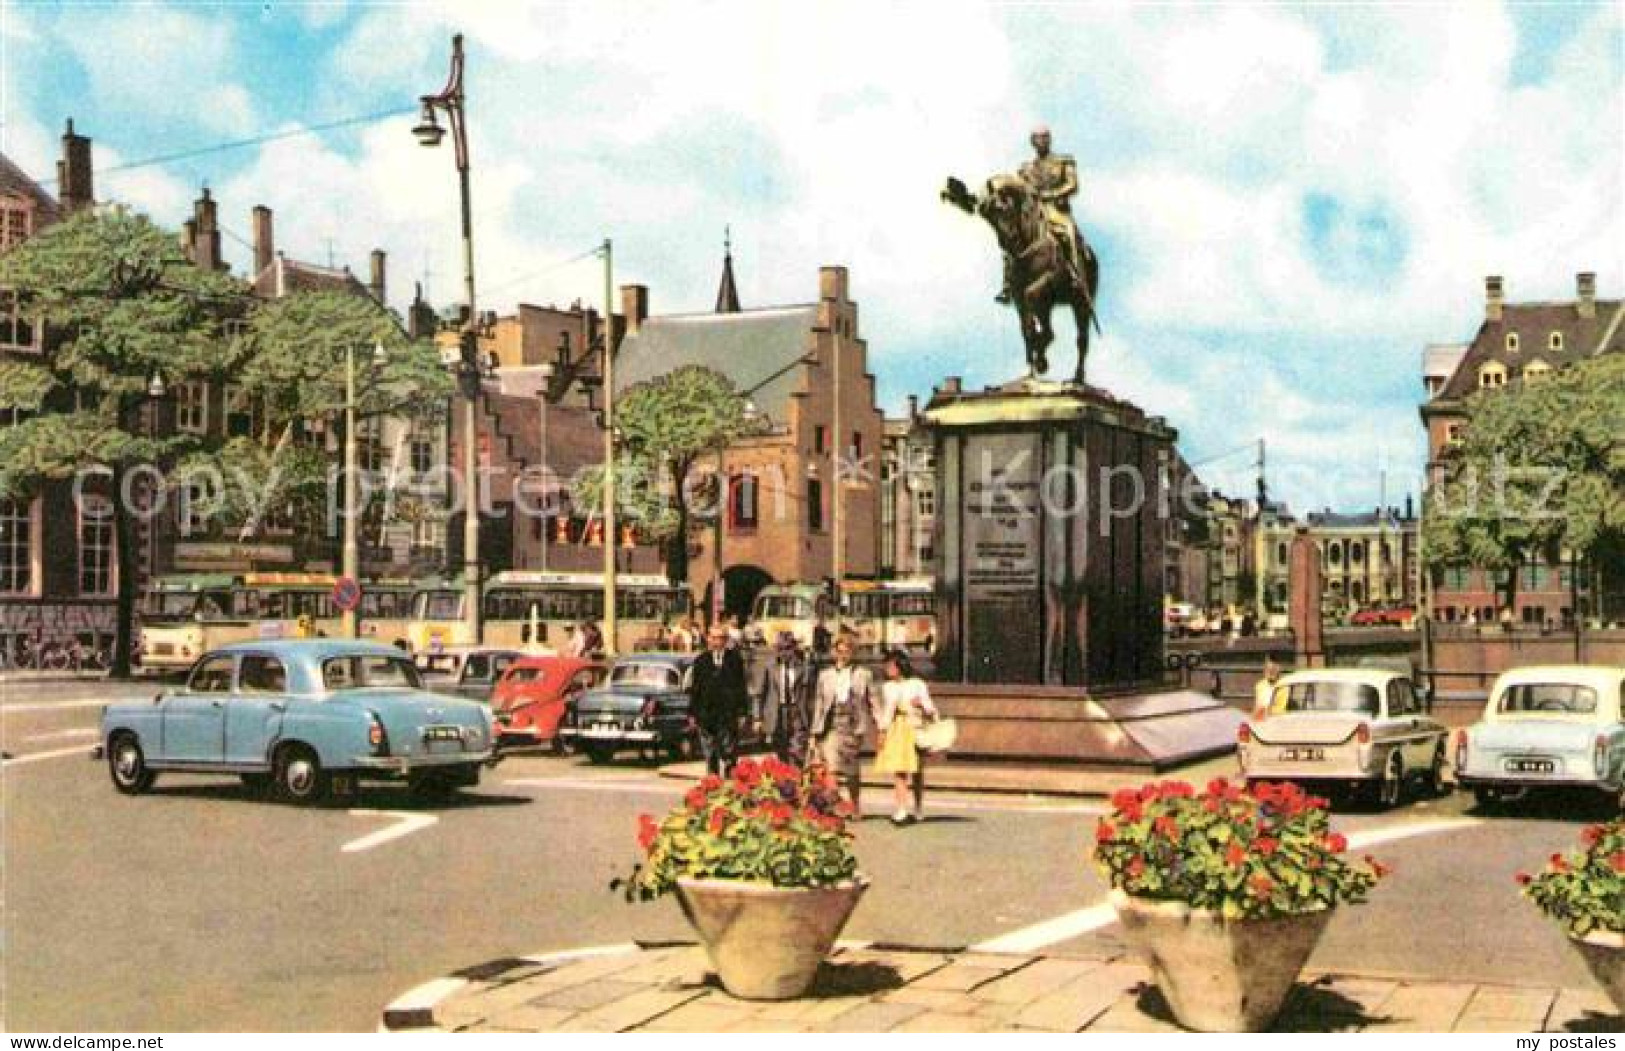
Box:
675;876;868;1000
1110;890;1333;1032
1569;929;1625;1013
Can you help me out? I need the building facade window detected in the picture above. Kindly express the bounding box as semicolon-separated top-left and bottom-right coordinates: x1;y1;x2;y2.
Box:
179;478;213;537
813;426;827;454
0;497;36;594
411;437;434;476
0;202;31;250
176;381;209;435
78;495;114;596
1504;333;1520;353
1523;359;1553;383
1478;362;1507;389
223;384;255;438
729;473;759;530
807;478;824;532
1548;331;1564;351
0;289;39;351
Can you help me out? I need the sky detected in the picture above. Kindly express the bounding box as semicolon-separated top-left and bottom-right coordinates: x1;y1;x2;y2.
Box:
2;0;1621;515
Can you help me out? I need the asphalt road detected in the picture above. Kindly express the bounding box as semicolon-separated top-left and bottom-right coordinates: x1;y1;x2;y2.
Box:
1;681;1613;1031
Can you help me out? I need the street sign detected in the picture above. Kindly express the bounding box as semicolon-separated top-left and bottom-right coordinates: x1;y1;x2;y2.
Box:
332;576;363;613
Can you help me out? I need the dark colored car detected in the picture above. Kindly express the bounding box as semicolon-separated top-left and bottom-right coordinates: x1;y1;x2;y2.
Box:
432;647;525;703
556;653;698;764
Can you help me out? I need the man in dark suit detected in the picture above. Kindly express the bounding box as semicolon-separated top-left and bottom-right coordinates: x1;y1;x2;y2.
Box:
752;632;812;766
687;622;748;776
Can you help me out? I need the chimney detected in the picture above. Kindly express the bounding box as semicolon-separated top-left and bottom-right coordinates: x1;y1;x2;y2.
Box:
57;119;94;213
251;205;274;277
1577;271;1596;320
906;394;918;420
191;188;222;272
819;265;849;302
369;249;387;305
1485;275;1504;322
620;284;648;335
940;376;962;396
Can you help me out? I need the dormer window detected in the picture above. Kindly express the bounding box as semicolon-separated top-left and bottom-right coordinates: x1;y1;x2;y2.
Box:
1523;359;1553;383
1478;362;1508;389
1504;332;1520;353
1548;331;1564;351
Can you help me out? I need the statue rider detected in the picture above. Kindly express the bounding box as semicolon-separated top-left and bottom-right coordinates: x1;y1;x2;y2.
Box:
997;125;1085;304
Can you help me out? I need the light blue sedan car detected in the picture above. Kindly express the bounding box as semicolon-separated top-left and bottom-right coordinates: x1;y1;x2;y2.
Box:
98;639;497;805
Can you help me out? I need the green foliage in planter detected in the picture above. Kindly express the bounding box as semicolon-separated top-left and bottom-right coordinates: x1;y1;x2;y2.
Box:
1094;779;1389;920
616;757;858;901
1519;819;1625;937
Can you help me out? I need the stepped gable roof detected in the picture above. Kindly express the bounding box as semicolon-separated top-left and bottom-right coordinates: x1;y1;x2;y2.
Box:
0;151;60;226
613;304;817;420
1439;297;1625;401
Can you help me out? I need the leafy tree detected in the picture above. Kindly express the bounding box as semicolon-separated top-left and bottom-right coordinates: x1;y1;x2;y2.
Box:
0;207;245;675
572;365;758;584
1425;352;1624;618
188;289;453;559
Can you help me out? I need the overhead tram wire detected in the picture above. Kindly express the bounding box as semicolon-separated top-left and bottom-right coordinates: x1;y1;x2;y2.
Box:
35;106;418;188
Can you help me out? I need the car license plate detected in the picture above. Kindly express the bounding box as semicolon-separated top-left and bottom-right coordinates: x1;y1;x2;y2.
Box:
1505;758;1555;774
423;726;464;743
1279;747;1324;761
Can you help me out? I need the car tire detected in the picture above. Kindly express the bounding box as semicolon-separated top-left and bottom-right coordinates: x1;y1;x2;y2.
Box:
583;744;615;765
1424;744;1448;797
1376;752;1405;810
272;744;330;806
409;775;458;801
108;734;156;795
1472;786;1502;810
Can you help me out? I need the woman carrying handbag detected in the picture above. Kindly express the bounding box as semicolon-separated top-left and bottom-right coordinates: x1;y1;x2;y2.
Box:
873;649;943;825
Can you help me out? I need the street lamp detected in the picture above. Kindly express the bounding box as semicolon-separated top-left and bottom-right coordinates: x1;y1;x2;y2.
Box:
415;32;483;647
599;239;617;657
342;340;387;638
537;359;555;572
146;370;166;400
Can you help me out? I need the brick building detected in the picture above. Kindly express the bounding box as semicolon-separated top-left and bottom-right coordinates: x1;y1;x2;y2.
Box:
0;123;117;662
614;255;885;619
878;396;935;579
1420;273;1625;625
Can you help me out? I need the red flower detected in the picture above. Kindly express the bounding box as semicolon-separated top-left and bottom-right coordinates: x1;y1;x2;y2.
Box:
1549;853;1570;874
707;808;730;834
1326;832;1348;853
1206;777;1231;797
1127;856;1146;879
1365;855;1391;878
1515;872;1533;886
1096;819;1117;844
1611;851;1625;874
684;787;708;812
1225;841;1247;868
1582;824;1604;847
1249;873;1275;897
1154;815;1180;840
699;774;723;791
637;814;660;851
1111;788;1144;821
1255;836;1279;856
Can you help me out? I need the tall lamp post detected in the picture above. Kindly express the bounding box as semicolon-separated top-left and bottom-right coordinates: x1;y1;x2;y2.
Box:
413;32;483;646
599;239;617;657
342;341;387;638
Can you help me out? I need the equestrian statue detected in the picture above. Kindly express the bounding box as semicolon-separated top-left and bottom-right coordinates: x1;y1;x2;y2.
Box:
943;125;1101;384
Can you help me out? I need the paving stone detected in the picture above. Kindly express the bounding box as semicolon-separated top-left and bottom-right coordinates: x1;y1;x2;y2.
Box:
971;957;1106;1006
1546;989;1625;1032
1013;963;1142;1033
1453;1018;1544;1033
1369;982;1476;1031
911;963;1009;993
554;987;710;1032
893;1011;997;1033
821;1000;929;1032
831;950;954;984
638;998;753;1032
879;986;984;1014
719;1017;815;1032
1464;987;1557;1021
1083;1000;1185;1034
532;978;645;1012
480;1005;577;1032
605;948;709;986
794;996;872;1024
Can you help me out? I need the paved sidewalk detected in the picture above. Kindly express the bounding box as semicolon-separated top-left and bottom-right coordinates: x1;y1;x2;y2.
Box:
383;942;1623;1034
659;754;1240;799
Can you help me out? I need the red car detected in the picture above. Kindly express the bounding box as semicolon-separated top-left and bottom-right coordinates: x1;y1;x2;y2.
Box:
490;656;607;752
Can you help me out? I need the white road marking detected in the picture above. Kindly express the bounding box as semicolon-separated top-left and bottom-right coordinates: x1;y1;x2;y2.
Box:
23;728;98;742
969;814;1483;955
1;744;95;768
1;699;116;713
343;810;439;853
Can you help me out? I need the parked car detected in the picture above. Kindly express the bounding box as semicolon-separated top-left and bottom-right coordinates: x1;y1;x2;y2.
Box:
1238;667;1449;808
556;653;698;764
97;640;498;805
1351;606;1417;628
1453;664;1625;810
490;656;607;752
431;646;527;703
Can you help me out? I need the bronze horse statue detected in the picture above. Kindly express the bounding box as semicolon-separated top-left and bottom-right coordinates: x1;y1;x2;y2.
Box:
943;174;1100;384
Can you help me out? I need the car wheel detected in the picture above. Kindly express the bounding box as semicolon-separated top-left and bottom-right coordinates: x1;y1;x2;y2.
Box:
272;744;330;806
108;734;156;795
1424;744;1448;797
583;744;615;765
409;775;458;800
1376;752;1405;810
1472;786;1501;810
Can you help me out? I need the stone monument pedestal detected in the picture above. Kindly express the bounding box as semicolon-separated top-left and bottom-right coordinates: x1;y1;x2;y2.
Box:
925;376;1175;688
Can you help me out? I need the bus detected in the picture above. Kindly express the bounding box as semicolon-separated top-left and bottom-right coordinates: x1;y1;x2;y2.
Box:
356;578;420;652
750;583;839;651
137;573;340;673
479;571;690;655
843;578;937;655
407;581;472;666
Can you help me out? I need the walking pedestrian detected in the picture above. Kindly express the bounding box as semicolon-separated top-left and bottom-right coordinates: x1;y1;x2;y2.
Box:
687;623;748;776
811;634;875;814
873;649;939;825
753;631;812;766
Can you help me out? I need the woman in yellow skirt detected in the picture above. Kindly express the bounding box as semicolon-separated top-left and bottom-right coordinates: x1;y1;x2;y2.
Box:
874;649;939;825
